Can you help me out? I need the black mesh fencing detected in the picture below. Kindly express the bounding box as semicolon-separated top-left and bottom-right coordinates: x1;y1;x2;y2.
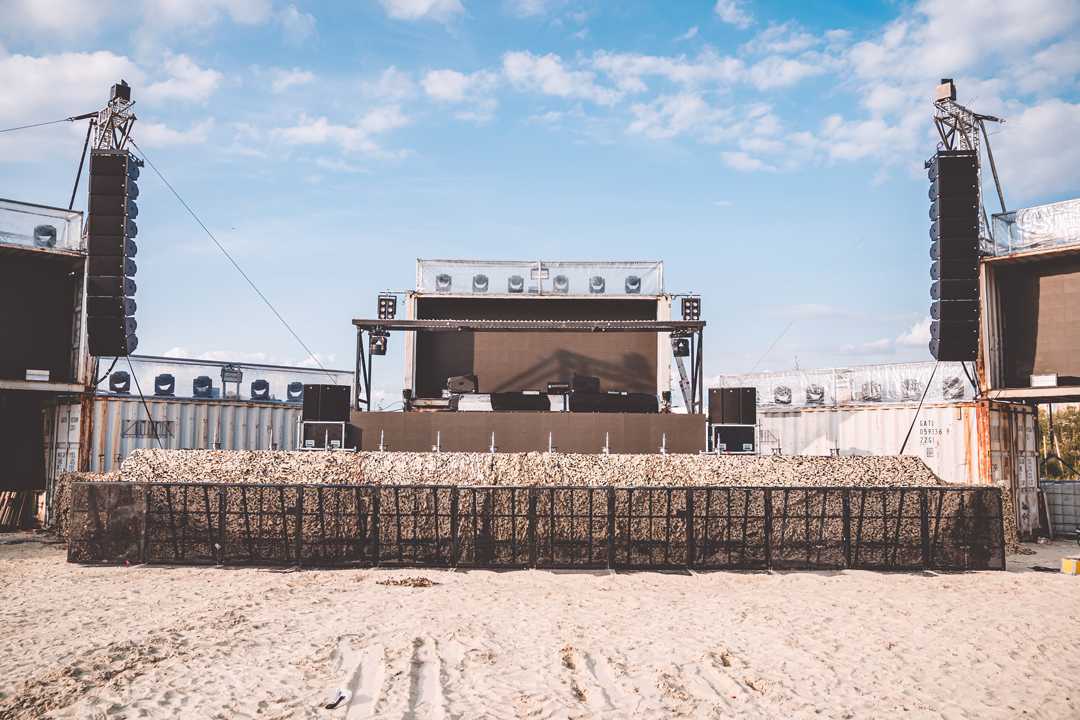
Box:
68;483;1006;571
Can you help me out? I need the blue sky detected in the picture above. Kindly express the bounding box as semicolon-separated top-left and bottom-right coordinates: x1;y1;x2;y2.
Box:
2;0;1079;403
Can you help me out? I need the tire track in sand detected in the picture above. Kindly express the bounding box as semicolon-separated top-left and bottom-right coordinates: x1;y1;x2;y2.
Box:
404;636;447;720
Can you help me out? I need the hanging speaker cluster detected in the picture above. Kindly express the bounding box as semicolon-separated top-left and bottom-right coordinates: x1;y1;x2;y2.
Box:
87;149;143;356
927;150;980;361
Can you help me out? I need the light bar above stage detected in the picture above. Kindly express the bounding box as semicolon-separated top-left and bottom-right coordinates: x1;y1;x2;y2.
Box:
352;318;705;332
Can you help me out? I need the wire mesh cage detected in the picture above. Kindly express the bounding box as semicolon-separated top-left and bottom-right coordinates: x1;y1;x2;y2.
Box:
67;482;1006;571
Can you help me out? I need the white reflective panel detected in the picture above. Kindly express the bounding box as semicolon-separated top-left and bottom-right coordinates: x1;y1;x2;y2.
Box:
991;198;1080;255
0;199;83;252
416;259;663;296
717;361;974;409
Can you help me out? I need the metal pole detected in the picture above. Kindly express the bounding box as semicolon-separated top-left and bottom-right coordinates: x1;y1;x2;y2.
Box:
69;120;95;211
978;119;1006;213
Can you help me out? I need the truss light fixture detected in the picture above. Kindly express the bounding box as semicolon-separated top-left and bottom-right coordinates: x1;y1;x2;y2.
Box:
370;330;389;356
472;273;489;292
435;273;452;292
681;296;701;320
589;275;605;294
377;293;397;320
508;274;525;293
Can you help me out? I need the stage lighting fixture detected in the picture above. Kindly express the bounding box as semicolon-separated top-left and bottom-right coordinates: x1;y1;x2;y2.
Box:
588;275;605;294
108;371;131;394
435;273;452;292
508;274;525;293
625;275;642;294
806;384;825;404
552;274;569;293
286;381;304;402
377;293;397;320
774;385;792;404
370;331;389;356
33;225;57;248
672;337;690;357
681;296;701;320
472;274;489;292
251;379;271;400
942;376;964;400
192;375;213;398
154;373;175;396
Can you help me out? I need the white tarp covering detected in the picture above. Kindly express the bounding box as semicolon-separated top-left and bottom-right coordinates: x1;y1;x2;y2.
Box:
992;198;1080;254
717;361;974;408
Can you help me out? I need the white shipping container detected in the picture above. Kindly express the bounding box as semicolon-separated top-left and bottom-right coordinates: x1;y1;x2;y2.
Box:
757;400;1036;487
757;402;981;484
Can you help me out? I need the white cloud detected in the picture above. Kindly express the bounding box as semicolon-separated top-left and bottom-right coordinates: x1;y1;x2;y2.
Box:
1;0;111;38
278;4;316;44
896;316;931;348
677;26;699;42
991;98;1080;202
503;51;620;105
142;0;273;28
377;0;463;22
137;119;215;147
628;93;727;140
721;151;775;172
423;68;499;121
742;22;817;55
747;55;826;90
144;54;222;103
364;66;417;100
592;49;745;93
714;0;752;30
0;51;144;124
422;69;496;102
507;0;563;17
272;107;410;155
314;157;367;173
269;67;315;93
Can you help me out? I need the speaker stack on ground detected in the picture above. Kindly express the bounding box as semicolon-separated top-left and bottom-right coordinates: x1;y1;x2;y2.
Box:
300;384;351;449
708;387;757;453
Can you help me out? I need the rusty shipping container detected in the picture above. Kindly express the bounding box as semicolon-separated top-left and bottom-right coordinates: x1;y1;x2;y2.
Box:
756;400;1038;538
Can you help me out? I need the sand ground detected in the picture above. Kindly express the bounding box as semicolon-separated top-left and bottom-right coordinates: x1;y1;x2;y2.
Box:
1;535;1077;720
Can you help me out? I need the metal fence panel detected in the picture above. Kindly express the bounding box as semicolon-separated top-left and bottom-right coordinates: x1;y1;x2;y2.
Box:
692;487;768;570
534;487;610;569
67;482;1006;571
67;483;145;563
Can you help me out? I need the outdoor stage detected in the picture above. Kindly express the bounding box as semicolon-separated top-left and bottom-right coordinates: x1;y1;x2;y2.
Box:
348;410;707;453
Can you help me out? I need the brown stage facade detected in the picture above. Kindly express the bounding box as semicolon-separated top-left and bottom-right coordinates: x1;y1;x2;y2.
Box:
349;411;706;454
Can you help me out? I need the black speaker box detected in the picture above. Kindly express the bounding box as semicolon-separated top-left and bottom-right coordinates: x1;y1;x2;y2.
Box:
302;384;350;421
447;374;478;393
709;387;756;424
301;422;345;449
568;391;658;414
713;425;755;453
490;391;550;411
571;373;601;393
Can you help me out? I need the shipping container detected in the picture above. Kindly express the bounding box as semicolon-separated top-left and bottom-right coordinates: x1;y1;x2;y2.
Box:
756;399;1038;537
43;396;305;524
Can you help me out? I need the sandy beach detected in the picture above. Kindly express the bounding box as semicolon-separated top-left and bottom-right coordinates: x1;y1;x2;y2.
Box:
1;535;1077;719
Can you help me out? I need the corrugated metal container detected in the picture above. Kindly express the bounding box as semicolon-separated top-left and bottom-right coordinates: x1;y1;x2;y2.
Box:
756;399;1039;537
757;402;982;484
76;395;303;472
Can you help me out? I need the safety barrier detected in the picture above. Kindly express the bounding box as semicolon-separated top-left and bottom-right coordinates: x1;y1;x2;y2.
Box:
66;482;1006;571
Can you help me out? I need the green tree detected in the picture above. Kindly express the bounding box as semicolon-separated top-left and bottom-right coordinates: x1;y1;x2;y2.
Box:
1039;406;1080;478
